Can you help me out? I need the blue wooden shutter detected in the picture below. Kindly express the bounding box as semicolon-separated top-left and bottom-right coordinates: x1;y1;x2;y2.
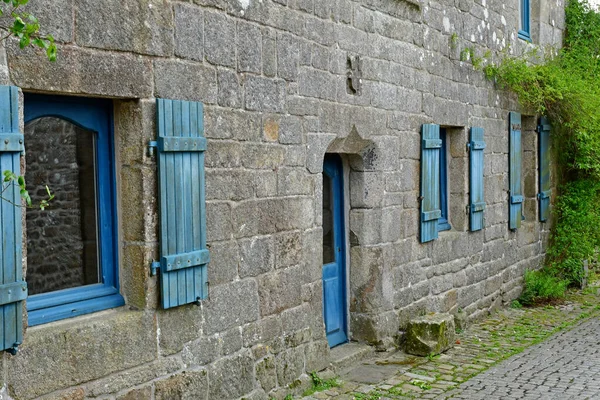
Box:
469;127;486;231
420;124;441;243
509;112;523;230
538;117;551;222
155;99;209;309
0;86;26;353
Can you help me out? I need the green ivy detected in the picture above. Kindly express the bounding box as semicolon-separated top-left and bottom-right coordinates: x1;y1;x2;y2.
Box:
484;0;600;285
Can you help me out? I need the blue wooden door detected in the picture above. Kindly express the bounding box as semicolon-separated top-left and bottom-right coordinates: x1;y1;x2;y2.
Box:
322;155;347;347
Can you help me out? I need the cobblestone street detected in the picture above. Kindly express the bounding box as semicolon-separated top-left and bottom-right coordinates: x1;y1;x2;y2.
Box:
301;289;600;400
447;317;600;399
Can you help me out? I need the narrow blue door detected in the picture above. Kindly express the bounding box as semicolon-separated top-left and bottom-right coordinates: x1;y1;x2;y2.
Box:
322;154;348;347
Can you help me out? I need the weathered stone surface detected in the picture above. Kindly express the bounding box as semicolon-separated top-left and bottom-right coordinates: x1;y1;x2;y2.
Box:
275;346;305;387
208;350;255;399
233;198;313;238
174;3;204;61
7;311;157;399
157;305;203;355
76;0;173;56
23;0;73;43
155;370;208;400
239;236;275;278
7;44;153;98
116;386;152;400
154;59;217;104
238;21;262;73
405;313;456;356
205;11;237;68
258;265;307;316
256;356;277;392
85;358;182;397
204;279;260;334
244;76;286;112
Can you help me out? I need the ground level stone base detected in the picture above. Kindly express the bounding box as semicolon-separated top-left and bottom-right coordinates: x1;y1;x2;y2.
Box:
301;287;600;399
404;313;455;357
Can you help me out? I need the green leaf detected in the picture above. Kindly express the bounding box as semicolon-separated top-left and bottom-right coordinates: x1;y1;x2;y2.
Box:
17;175;24;187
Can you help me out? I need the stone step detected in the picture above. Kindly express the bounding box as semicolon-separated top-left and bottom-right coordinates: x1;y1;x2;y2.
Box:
330;342;375;372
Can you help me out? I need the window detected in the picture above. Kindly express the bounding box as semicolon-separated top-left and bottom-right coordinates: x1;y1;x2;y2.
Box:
438;128;451;231
24;94;123;325
519;0;531;41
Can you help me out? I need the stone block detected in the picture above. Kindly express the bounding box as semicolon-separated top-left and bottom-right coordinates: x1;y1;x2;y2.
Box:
205;11;236;68
256;356;277;392
116;387;152;400
174;3;204;61
275;346;305;387
405;313;456;356
275;231;302;268
154;59;217;104
208;350;255;399
207;240;239;286
7;311;157;399
206;201;233;242
304;340;330;372
155;370;208;400
298;68;336;101
242;315;283;348
350;171;384;208
205;279;260;334
278;167;313;195
205;107;261;141
157;304;203;355
206;169;254;201
217;68;242;108
238;21;262;73
278;32;300;80
23;0;73;43
205;141;242;168
76;0;173;56
233;198;313;238
244;76;286;113
262;28;277;77
7;44;153;98
279;115;304;144
239;236;275;278
120;244;150;309
258;265;306;316
86;358;182;397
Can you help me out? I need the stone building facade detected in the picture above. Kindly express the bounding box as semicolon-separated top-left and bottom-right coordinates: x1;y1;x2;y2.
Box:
0;0;563;398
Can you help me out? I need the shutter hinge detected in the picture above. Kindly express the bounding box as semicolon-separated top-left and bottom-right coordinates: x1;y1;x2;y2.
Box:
150;261;160;276
147;141;158;157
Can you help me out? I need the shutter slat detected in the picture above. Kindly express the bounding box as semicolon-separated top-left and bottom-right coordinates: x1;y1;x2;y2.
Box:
0;85;25;353
509;112;523;230
469;127;486;231
157;99;209;309
538;117;551;222
420;124;441;243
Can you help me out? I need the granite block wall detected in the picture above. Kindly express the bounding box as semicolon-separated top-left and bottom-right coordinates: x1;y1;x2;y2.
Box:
0;0;563;398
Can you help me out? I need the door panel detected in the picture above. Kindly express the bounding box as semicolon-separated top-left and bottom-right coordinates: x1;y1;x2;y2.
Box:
322;155;347;347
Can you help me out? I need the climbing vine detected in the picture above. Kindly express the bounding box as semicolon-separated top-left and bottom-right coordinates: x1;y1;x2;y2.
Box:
483;0;600;287
0;0;55;210
0;0;56;61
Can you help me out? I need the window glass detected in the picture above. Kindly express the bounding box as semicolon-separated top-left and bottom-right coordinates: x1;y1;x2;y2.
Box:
323;173;335;264
438;128;451;231
25;117;100;295
519;0;531;41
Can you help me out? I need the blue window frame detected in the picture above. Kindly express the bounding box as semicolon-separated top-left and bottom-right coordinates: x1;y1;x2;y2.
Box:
438;128;451;231
519;0;531;41
24;94;123;325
